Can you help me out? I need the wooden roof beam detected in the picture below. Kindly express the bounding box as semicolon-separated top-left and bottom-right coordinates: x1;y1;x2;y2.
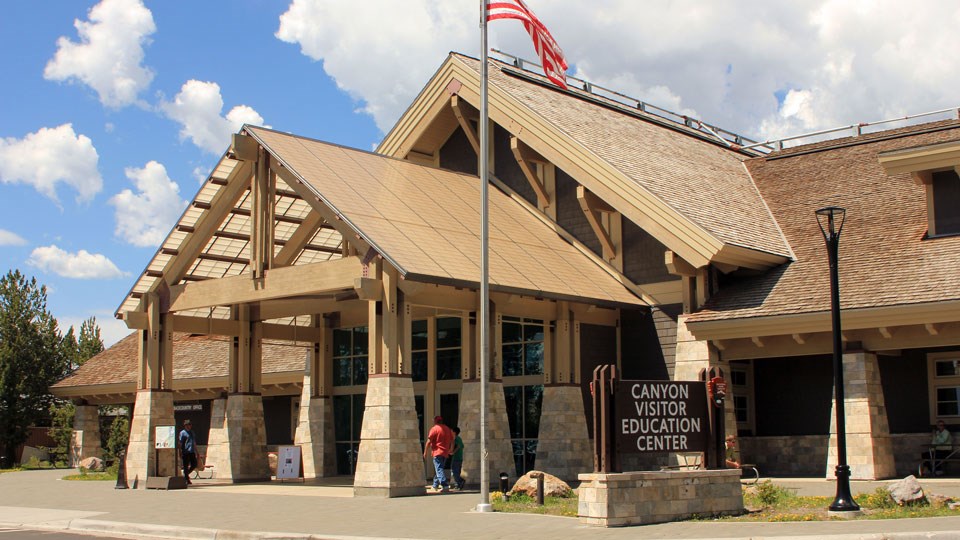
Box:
275;212;325;267
450;95;481;156
510;136;550;208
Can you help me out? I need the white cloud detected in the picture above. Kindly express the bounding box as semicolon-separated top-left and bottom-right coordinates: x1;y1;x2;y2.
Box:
276;0;960;143
44;0;155;108
0;230;27;246
109;161;187;247
27;245;127;279
161;80;265;154
0;124;102;203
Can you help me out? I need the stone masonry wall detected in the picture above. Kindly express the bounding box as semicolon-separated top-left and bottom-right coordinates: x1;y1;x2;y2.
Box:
204;394;270;482
125;390;175;486
459;381;515;486
70;404;102;467
537;385;592;482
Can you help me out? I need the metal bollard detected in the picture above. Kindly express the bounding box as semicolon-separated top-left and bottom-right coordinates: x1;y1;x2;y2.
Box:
532;472;544;506
499;472;509;493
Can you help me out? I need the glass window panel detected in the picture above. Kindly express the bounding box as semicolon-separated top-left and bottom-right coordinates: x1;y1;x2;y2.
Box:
440;393;459;429
524;385;543;438
412;351;428;382
734;395;748;422
352;327;369;356
353;356;368;386
523;322;544;343
333;329;351;358
937;387;960;402
504;386;522;439
502;344;523;377
502;321;522;344
333;395;351;441
436;317;462;349
436;348;461;381
731;370;747;386
511;440;524;477
351;394;366;440
524;440;538;475
412;320;428;351
938;402;960;417
936;360;960;377
415;395;425;442
333;358;352;387
335;443;355;475
525;342;544;375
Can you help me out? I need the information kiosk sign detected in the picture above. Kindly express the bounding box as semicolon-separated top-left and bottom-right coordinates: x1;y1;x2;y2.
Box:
615;381;709;453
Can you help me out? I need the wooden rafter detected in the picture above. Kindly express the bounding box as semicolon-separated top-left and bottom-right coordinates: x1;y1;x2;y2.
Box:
250;146;276;278
577;185;616;260
450;95;481;155
275;212;326;267
510;136;550;208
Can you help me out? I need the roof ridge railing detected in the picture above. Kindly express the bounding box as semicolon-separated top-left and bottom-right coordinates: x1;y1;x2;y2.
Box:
489;49;960;155
490;49;765;153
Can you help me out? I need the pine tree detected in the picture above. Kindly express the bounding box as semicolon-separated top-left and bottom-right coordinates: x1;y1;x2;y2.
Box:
76;317;103;366
0;270;70;466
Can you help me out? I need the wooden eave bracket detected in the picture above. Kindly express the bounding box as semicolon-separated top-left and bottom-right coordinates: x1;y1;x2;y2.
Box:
576;185;616;260
510;136;550;208
450;95;481;155
231;133;259;162
665;251;698;277
354;277;383;301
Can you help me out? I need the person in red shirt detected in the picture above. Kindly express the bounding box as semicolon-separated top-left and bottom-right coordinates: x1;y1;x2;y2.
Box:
423;415;454;492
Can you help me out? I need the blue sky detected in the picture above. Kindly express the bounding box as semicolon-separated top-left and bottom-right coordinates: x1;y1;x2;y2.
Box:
1;0;958;346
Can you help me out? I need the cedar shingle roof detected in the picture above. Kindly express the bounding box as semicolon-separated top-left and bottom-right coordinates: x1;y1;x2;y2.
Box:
452;54;792;259
687;120;960;322
52;332;307;388
248;126;644;307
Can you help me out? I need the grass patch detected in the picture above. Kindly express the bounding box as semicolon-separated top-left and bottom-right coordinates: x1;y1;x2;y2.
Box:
62;465;118;482
491;491;578;517
0;468;20;475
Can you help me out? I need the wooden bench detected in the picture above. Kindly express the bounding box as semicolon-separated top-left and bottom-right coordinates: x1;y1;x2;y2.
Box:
918;445;960;477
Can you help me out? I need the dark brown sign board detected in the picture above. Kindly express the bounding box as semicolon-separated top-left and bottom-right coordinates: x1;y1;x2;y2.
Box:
615;380;709;453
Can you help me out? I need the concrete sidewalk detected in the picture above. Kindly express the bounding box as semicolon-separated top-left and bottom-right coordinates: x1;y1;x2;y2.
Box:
3;469;960;540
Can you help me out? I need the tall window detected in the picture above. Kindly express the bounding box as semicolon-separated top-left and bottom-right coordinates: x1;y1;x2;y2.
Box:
502;317;544;376
333;327;368;387
333;394;365;474
411;320;428;382
436;317;461;380
502;317;545;475
930;351;960;421
730;361;755;435
504;385;543;476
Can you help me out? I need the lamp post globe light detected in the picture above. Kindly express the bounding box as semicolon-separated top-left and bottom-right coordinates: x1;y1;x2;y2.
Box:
815;206;860;514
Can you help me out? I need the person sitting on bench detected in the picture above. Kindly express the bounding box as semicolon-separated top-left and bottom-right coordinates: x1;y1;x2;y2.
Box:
923;421;952;476
724;435;741;469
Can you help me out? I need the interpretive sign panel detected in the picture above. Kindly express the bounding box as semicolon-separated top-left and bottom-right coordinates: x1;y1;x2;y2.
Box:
615;381;708;453
155;426;176;449
277;445;301;479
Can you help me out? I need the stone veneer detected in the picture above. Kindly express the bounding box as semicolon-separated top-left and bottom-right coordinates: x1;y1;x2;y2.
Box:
578;469;743;527
891;433;938;477
294;378;336;478
353;375;423;497
459;381;516;486
70;404;102;467
826;351;896;480
125;390;175;486
739;435;828;477
205;394;271;482
537;385;592;482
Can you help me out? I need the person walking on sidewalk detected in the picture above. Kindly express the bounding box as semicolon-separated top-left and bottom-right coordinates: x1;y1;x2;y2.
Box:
179;419;197;485
451;426;465;490
423;416;454;492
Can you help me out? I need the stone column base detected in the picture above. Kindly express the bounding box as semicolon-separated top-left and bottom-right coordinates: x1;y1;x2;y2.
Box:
459;381;516;487
125;390;175;486
578;470;743;527
353;375;424;497
294;383;335;478
70;404;102;468
826;351;896;480
205;394;270;482
537;385;591;482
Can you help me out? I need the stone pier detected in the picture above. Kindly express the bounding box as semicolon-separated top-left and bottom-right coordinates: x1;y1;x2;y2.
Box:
124;390;175;486
353;374;423;497
294;378;335;478
826;351;895;480
459;380;516;486
70;404;102;467
536;385;591;482
205;394;270;482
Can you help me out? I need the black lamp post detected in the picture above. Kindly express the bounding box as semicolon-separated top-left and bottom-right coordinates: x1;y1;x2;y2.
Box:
815;206;860;513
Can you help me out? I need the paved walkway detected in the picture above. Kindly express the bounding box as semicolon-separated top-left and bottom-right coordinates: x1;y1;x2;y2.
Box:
3;469;960;539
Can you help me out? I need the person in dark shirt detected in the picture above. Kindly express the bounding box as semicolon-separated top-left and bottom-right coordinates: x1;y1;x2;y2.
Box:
179;419;197;485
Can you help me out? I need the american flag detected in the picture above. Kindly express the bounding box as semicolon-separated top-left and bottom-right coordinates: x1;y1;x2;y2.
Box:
486;0;568;89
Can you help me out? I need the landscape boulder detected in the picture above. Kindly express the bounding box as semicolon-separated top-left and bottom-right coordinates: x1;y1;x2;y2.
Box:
79;457;104;471
887;475;925;506
509;470;572;498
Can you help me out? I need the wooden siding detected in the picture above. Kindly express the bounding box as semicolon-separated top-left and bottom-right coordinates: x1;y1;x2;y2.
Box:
556;168;602;256
439;126;477;175
494;124;537;205
622;219;678;285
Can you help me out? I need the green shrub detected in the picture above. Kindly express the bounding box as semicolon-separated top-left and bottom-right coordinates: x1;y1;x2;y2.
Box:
104;415;130;462
748;480;796;507
22;456;41;470
47;401;75;465
857;487;899;509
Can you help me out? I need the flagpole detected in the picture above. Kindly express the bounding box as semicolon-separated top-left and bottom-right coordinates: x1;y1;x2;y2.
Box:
476;0;493;514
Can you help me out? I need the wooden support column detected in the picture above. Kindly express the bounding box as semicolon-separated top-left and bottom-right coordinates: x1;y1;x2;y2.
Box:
494;306;503;380
543;317;554;383
554;302;573;384
229;305;251;393
137;293;170;390
250;321;263;393
367;259;385;376
250;146;276;279
381;266;400;374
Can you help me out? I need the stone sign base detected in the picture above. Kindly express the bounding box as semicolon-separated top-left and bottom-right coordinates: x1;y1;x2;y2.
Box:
578;470;743;527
